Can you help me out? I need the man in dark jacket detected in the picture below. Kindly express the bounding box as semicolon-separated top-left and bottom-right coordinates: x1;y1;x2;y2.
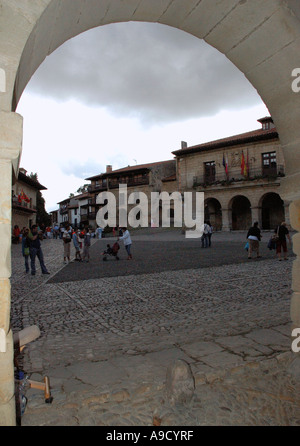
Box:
28;225;50;275
246;221;262;259
276;222;291;260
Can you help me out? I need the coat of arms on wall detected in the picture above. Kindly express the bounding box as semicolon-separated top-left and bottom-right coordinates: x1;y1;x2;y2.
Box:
230;152;241;167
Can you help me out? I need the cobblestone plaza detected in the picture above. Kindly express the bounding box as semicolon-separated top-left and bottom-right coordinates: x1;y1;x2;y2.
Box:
10;230;300;426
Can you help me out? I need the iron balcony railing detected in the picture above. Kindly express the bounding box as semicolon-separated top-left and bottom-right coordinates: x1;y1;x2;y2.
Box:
12;198;37;211
193;165;285;188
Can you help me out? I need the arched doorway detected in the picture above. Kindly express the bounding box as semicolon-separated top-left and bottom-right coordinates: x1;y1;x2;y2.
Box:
231;196;251;230
261;192;285;230
204;198;222;231
1;0;300;426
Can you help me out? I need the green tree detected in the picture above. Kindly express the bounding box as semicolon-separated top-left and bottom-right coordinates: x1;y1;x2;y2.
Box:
76;184;89;194
29;173;51;227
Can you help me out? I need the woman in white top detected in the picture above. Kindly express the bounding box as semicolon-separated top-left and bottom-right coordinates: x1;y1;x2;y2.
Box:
118;227;132;260
246;221;262;259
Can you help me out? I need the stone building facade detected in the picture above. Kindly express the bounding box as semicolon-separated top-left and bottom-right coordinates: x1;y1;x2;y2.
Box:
86;160;176;229
172;117;288;231
12;168;46;230
56;193;90;229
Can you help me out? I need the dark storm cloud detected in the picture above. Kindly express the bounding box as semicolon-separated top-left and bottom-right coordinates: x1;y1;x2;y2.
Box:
28;22;261;126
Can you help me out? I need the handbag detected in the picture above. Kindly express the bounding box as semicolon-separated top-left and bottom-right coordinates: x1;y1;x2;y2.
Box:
268;237;276;250
24;247;30;256
244;242;249;251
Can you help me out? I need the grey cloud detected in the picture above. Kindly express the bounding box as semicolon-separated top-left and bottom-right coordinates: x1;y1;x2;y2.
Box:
60;159;105;179
27;22;262;126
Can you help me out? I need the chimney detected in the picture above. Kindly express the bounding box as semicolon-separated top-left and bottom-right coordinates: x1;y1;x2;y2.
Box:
181;141;187;149
106;165;112;173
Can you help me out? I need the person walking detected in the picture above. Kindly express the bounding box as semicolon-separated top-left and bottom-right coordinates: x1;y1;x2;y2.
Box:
21;228;30;273
27;224;50;275
207;221;213;247
62;224;72;263
276;221;291;260
73;229;82;261
13;225;21;244
60;224;65;239
201;221;210;248
54;224;59;239
246;221;262;259
82;228;91;262
96;226;103;239
118;227;132;260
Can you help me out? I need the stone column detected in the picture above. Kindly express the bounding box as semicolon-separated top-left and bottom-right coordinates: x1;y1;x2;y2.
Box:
250;206;260;225
290;199;300;330
284;201;291;226
221;208;231;231
0;111;23;426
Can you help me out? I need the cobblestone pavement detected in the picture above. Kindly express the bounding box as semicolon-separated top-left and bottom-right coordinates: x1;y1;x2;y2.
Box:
10;230;300;426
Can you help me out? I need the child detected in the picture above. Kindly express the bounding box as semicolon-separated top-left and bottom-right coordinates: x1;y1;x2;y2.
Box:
102;243;120;261
102;244;113;256
72;230;82;261
21;228;30;273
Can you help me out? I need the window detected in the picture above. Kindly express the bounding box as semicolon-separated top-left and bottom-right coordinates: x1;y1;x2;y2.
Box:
262;152;277;175
262;122;270;130
204;161;216;183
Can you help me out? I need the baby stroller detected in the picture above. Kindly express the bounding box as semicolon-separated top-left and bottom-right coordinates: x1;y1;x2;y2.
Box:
102;242;120;261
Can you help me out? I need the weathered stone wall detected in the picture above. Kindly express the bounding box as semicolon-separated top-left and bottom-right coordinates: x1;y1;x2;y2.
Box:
178;139;283;190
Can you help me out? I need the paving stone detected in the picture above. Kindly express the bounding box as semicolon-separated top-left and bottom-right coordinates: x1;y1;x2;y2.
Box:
10;231;298;426
181;341;224;359
245;328;291;348
66;361;126;387
200;351;244;368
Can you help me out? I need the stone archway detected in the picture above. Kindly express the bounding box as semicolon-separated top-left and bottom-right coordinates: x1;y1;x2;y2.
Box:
260;192;285;230
1;0;300;425
230;195;252;230
204;198;222;231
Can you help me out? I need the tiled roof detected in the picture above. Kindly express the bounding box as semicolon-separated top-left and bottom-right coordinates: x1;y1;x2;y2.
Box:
172;126;278;156
112;159;174;173
85;160;175;180
75;192;91;200
18;171;47;190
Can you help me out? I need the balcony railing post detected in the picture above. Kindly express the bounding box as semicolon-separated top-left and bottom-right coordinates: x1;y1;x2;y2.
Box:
193;165;285;187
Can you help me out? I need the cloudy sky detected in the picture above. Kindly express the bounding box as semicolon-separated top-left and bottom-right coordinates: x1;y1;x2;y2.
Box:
16;21;269;212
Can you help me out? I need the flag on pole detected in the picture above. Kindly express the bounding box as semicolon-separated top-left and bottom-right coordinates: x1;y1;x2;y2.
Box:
246;149;249;178
241;151;245;175
223;152;229;178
